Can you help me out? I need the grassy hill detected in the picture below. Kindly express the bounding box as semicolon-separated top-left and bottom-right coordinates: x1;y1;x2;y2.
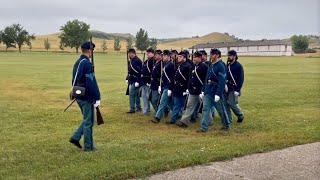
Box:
157;32;237;50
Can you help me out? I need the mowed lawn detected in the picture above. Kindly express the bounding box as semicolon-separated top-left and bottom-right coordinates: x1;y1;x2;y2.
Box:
0;52;319;179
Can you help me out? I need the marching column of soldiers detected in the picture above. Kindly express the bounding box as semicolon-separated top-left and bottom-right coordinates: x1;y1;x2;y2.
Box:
126;47;244;133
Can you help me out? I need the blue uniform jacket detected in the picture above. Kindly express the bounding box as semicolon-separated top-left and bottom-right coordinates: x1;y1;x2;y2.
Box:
161;61;175;90
188;62;208;95
141;58;154;85
127;56;142;85
226;61;244;93
173;61;190;97
203;59;226;97
150;61;161;91
72;55;101;103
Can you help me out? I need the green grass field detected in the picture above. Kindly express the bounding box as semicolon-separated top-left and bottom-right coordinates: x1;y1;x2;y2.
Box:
0;52;319;179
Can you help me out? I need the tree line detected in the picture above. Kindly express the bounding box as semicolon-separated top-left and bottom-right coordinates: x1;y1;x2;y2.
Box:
0;19;158;53
0;19;315;53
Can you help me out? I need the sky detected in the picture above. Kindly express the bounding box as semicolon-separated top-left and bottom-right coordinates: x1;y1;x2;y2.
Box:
0;0;319;40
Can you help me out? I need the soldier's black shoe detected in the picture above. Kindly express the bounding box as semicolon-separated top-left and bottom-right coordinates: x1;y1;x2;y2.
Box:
237;117;244;123
176;121;188;128
84;147;97;152
220;126;230;131
166;121;176;125
69;138;82;149
151;117;160;123
196;129;207;133
126;111;135;114
136;108;142;112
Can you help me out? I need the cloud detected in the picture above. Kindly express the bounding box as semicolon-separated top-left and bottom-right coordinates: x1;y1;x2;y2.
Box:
0;0;319;39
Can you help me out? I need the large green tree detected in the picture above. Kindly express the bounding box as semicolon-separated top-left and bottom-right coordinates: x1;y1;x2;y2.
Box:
44;38;50;52
101;40;107;53
291;35;309;53
126;37;133;50
59;19;90;53
149;38;158;50
0;24;34;52
135;28;149;52
0;31;2;44
1;26;16;51
114;37;121;51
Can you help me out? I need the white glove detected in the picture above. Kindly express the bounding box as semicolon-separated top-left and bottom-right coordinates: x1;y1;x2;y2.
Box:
225;85;228;93
234;91;240;96
134;82;139;87
186;89;189;94
125;80;128;84
214;95;220;102
183;91;188;96
146;83;151;87
167;90;172;97
158;86;161;94
94;100;101;108
199;92;204;100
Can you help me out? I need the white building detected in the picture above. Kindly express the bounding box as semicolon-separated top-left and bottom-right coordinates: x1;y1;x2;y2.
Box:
191;40;293;56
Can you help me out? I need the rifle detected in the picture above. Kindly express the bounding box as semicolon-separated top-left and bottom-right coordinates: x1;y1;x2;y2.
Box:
143;52;146;62
90;36;104;125
183;49;193;110
198;50;211;114
125;50;130;95
156;59;163;107
138;52;146;97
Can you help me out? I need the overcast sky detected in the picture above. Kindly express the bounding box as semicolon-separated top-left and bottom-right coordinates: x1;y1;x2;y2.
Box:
0;0;319;40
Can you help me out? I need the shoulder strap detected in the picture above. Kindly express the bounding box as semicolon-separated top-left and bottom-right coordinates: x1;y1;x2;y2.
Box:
146;59;152;73
163;65;171;83
130;60;139;74
72;58;87;87
228;64;237;86
178;65;186;81
194;66;203;85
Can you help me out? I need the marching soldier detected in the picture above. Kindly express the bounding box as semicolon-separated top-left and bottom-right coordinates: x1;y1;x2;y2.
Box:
170;49;178;63
140;48;155;115
126;48;142;113
149;50;163;111
176;51;208;128
199;50;216;120
199;50;210;66
198;48;230;132
182;49;194;71
151;50;174;123
226;50;245;123
168;51;190;124
69;42;101;152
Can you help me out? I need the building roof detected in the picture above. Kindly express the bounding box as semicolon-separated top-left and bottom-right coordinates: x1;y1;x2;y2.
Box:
191;39;291;49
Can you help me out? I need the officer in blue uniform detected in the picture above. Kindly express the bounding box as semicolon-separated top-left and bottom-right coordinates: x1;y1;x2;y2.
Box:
168;51;190;124
151;50;174;123
198;48;230;132
149;50;163;111
140;48;155;115
176;51;208;128
226;50;245;123
126;48;142;113
69;42;101;152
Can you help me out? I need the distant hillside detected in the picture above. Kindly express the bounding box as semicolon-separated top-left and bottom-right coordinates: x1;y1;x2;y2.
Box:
158;32;237;50
90;30;134;40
